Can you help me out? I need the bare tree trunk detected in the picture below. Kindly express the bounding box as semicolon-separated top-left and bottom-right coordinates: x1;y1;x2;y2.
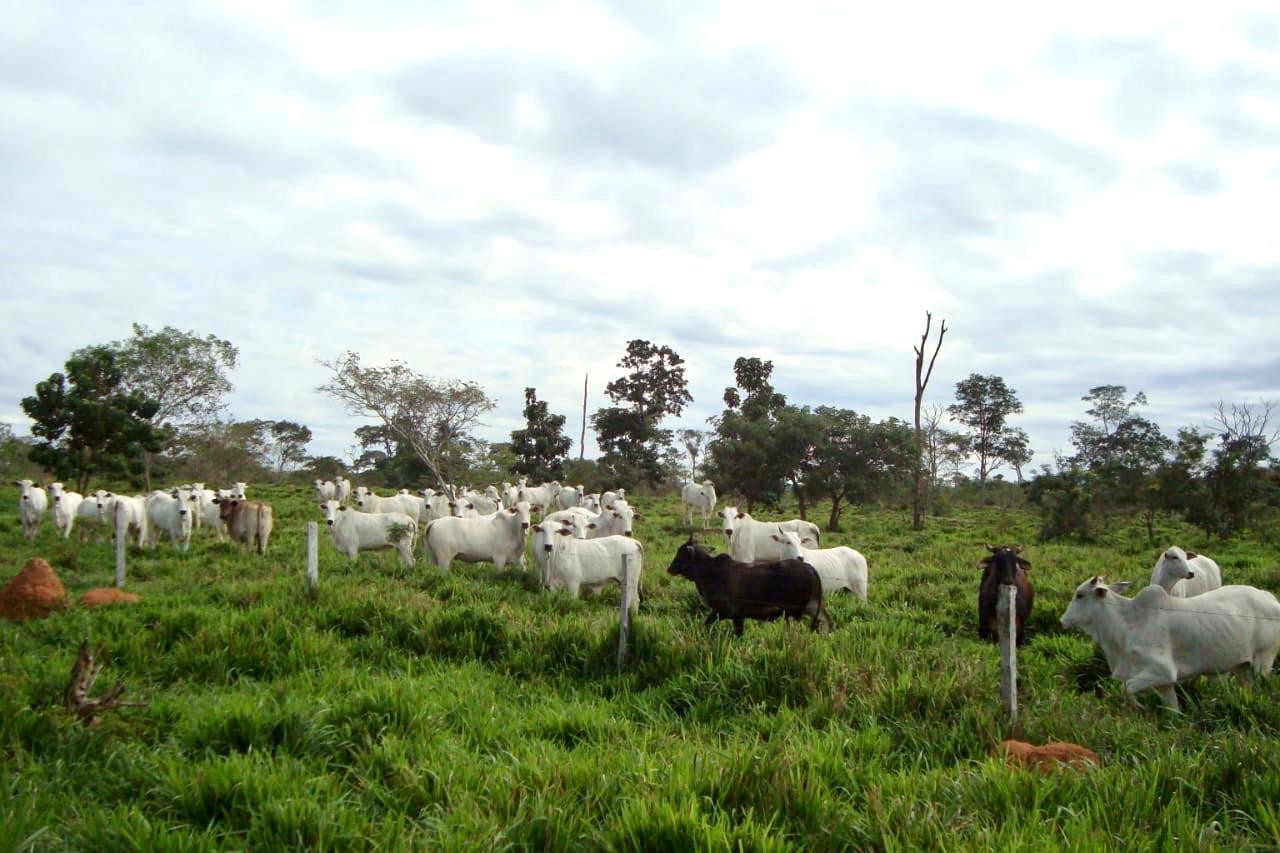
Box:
827;495;843;533
912;312;947;530
580;373;588;461
791;475;807;520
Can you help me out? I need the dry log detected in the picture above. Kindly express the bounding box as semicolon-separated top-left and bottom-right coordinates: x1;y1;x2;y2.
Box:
63;640;147;727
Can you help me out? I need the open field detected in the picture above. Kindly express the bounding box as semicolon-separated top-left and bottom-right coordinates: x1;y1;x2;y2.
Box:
5;486;1280;849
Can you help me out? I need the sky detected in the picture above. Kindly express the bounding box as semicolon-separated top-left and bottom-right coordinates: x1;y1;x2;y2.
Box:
3;1;1278;476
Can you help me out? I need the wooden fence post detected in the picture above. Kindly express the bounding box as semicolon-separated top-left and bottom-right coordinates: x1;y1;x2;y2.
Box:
617;553;631;672
114;532;126;589
305;522;318;598
997;583;1018;726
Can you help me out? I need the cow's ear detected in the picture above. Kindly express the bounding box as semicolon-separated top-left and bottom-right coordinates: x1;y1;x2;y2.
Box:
587;522;597;530
633;512;642;520
338;506;347;512
318;503;325;510
977;558;992;570
531;524;543;533
771;534;784;543
736;512;745;519
213;498;221;504
555;528;572;537
1094;585;1107;598
1015;557;1031;571
1186;551;1198;559
1109;581;1132;593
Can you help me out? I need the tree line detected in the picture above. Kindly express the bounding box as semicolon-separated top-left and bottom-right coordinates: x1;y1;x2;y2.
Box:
6;327;1277;543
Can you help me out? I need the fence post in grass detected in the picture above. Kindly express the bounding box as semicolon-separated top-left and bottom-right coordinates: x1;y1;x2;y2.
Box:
305;521;319;598
617;553;632;672
114;531;126;589
997;583;1018;727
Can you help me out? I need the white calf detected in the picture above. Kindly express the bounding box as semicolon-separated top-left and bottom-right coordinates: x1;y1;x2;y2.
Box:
321;499;416;566
1150;546;1223;598
720;507;819;563
772;529;868;600
14;479;47;542
47;482;84;539
353;486;422;518
114;495;150;547
542;527;642;611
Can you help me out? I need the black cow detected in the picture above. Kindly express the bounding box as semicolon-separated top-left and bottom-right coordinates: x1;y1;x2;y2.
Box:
977;544;1034;643
667;537;830;636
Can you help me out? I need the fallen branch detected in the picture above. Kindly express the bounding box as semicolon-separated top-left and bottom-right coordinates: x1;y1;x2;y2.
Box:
63;640;147;727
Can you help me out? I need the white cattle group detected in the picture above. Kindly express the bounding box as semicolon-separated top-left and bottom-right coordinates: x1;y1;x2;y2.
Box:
719;507;820;563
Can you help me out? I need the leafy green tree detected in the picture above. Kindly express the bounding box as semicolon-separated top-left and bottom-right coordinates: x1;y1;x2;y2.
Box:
263;420;313;477
318;352;495;495
676;428;710;481
511;388;572;483
591;340;692;488
168;419;272;484
805;408;915;531
1000;428;1034;483
21;347;166;492
948;373;1024;498
83;324;239;489
705;357;792;511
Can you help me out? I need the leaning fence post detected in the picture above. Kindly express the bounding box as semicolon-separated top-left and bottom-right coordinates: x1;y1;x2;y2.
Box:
617;553;632;672
114;531;126;589
305;522;319;598
997;583;1018;726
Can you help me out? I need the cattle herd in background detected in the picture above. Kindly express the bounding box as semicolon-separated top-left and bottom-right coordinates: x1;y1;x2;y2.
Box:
13;475;1280;711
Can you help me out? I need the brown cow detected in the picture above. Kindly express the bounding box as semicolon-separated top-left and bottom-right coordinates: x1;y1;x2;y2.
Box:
978;545;1034;644
214;498;273;555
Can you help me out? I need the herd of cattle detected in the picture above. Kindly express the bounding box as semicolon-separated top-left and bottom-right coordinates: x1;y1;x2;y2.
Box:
13;475;1280;710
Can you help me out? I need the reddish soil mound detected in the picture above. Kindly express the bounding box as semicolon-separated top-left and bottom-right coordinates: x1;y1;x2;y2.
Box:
80;588;141;608
0;558;69;621
1000;740;1101;773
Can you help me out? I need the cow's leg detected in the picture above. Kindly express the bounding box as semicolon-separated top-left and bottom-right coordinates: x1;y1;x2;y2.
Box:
703;612;719;628
733;618;745;637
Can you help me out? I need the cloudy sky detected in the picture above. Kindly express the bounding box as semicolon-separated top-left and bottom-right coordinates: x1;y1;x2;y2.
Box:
3;1;1278;475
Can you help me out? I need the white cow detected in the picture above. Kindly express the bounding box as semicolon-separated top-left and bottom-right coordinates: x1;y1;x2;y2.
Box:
113;495;150;547
14;479;47;542
546;504;636;539
448;494;500;517
145;490;196;551
1150;546;1223;598
581;493;602;513
529;517;582;587
554;485;585;510
500;483;519;509
352;486;422;519
77;490;119;543
424;501;534;572
334;476;352;506
315;479;337;503
229;482;248;501
518;482;560;513
720;507;820;563
600;488;627;509
199;489;233;541
541;526;642;610
47;482;84;539
321;499;416;566
771;529;868;600
680;480;717;527
1060;575;1280;710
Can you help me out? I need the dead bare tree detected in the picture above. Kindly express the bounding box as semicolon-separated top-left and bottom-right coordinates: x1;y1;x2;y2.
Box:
912;312;947;530
317;352;495;496
63;641;147;727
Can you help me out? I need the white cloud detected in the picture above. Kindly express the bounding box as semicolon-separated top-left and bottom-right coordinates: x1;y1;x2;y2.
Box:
2;0;1279;479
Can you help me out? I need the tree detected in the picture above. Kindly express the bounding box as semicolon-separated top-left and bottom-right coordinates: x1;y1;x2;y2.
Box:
82;324;239;489
948;373;1024;498
920;404;968;488
705;357;792;511
21;347;166;492
676;428;710;481
1069;386;1155;470
999;428;1033;484
167;419;272;484
317;352;495;495
805;408;915;531
510;387;572;483
263;420;313;477
911;312;946;529
1203;400;1278;537
592;340;692;488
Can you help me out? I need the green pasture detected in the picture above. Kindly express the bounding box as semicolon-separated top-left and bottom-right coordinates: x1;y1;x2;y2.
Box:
4;486;1280;850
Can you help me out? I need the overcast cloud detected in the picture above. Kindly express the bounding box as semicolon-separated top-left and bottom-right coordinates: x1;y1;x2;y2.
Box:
2;1;1278;476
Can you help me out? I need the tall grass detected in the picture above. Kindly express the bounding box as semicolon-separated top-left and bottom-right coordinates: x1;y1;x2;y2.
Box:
2;485;1280;847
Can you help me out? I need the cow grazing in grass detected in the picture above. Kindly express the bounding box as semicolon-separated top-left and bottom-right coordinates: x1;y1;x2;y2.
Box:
977;545;1034;644
1060;575;1280;710
666;537;829;637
